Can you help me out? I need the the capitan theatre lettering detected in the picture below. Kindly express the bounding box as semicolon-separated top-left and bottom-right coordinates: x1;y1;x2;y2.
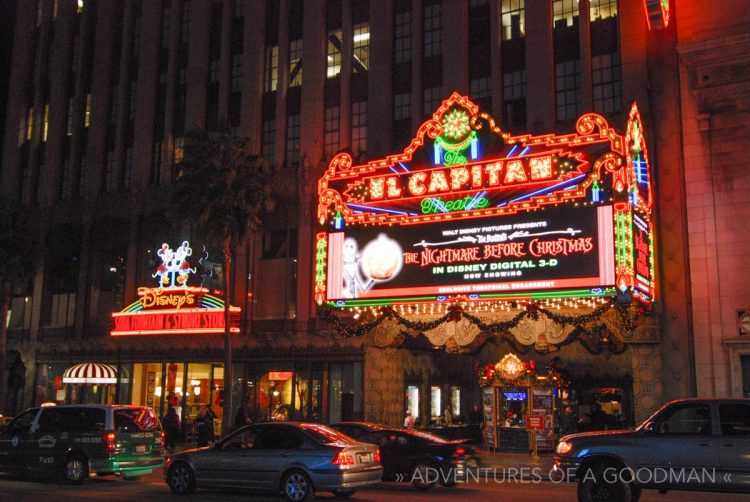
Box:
367;155;555;201
404;237;594;267
138;287;196;311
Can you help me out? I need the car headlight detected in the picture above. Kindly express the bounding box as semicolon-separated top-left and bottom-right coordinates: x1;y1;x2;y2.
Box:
556;440;573;455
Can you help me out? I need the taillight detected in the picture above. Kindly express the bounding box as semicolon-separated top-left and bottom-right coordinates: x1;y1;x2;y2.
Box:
160;431;165;448
374;448;381;464
454;447;465;456
105;431;116;452
332;450;355;466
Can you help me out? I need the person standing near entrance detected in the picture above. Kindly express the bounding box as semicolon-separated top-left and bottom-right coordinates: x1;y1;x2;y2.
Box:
163;407;181;450
404;410;416;429
196;405;216;447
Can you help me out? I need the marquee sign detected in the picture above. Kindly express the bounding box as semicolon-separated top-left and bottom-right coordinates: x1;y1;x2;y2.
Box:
316;93;655;307
111;241;240;336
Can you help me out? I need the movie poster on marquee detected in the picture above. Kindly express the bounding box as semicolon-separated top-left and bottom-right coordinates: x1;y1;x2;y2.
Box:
326;204;615;301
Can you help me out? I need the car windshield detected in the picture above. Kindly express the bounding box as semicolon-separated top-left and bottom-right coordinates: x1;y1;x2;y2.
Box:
115;407;160;432
300;424;356;444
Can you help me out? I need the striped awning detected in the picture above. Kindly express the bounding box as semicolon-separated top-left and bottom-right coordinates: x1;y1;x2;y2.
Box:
62;363;118;384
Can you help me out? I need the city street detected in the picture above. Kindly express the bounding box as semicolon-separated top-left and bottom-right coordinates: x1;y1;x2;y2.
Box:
0;470;747;502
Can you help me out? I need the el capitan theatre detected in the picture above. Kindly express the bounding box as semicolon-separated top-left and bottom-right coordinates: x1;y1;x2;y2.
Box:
316;93;656;451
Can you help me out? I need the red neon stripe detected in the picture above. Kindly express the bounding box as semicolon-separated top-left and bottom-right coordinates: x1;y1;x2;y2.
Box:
327;233;344;299
598;205;615;285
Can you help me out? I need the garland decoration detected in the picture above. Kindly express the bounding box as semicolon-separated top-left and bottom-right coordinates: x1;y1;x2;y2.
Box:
317;298;640;355
476;359;570;389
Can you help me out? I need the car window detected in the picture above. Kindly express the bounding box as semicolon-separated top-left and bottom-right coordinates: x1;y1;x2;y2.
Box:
115;407;159;432
300;424;355;444
222;428;259;449
361;431;388;446
64;408;107;433
658;404;712;435
719;404;750;436
4;409;38;434
254;427;304;449
37;409;64;433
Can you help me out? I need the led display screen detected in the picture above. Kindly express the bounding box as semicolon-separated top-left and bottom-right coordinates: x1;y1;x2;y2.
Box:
326;205;615;302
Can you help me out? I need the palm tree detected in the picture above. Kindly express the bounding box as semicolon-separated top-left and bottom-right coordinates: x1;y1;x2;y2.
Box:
170;125;275;436
0;196;37;415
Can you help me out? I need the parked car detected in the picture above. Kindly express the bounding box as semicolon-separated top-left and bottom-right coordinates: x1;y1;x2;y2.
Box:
553;398;750;502
330;422;479;490
0;404;164;483
164;422;382;501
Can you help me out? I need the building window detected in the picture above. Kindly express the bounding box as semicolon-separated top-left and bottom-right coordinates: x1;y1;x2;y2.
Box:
327;30;342;78
84;94;92;128
110;85;119;125
503;69;527;128
351;101;367;155
161;7;170;49
42;104;49;142
26;107;34;140
66;98;74;136
173;136;185;164
180;1;190;43
592;52;622;114
152;141;163;185
324;106;340;159
231;55;243;92
423;86;441;117
393;92;410;121
289;39;302;87
261;119;276;167
423;3;442;57
407;385;419;420
128;81;137;121
430;386;441;418
501;0;525;40
18;112;27;146
53;0;59;18
353;23;369;72
555;60;581;121
264;46;279;92
590;0;617;21
105;150;116;193
124;147;133;189
553;0;579;28
394;10;411;64
77;0;84;14
470;77;491;99
285;114;300;166
233;0;244;18
209;59;220;83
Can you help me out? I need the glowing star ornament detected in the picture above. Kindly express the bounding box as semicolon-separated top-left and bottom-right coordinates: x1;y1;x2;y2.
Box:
442;109;471;141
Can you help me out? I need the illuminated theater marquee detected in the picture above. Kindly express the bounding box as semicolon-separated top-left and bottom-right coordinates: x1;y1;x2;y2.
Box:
316;93;656;307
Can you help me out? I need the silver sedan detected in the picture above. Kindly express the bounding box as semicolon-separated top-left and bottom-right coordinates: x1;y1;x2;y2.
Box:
164;422;382;501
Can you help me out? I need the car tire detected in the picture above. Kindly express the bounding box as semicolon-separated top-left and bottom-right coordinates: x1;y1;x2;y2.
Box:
577;466;632;502
439;467;457;487
411;463;436;491
332;488;358;497
282;468;314;502
167;462;196;495
62;454;88;485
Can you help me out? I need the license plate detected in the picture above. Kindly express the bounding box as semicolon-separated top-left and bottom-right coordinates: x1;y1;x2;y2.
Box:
135;445;147;454
358;453;372;463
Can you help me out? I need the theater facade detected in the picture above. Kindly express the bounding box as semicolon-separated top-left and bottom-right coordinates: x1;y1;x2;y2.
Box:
315;93;660;445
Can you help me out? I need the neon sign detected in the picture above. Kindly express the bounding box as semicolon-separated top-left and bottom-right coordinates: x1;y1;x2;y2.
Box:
111;286;240;336
153;241;196;288
643;0;670;30
317;94;655;306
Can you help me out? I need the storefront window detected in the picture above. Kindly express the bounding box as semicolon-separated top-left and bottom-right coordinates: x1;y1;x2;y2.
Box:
131;363;165;416
450;386;461;418
259;368;294;421
407;385;420;420
430;385;441;419
500;388;528;427
166;362;185;421
34;363;69;405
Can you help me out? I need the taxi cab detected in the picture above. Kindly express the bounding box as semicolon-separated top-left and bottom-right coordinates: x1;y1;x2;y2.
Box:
0;404;164;483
